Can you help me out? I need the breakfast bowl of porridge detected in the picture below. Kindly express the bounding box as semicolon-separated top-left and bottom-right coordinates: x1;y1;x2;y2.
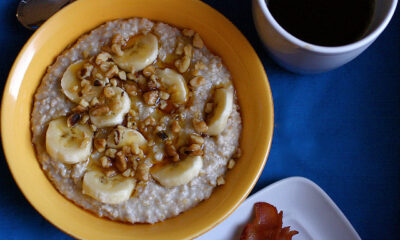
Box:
1;0;273;239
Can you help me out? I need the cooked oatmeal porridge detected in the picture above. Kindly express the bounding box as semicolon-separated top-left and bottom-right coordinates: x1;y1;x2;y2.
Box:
31;18;242;223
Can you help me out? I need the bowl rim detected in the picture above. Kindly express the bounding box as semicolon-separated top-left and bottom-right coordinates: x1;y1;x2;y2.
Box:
1;0;274;239
255;0;398;55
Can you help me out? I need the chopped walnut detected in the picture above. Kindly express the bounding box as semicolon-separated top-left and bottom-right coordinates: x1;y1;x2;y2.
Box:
233;148;242;159
189;133;204;144
127;72;135;80
154;152;164;162
159;100;168;110
124;82;138;96
217;176;225;185
94;138;107;152
182;29;195;37
143;90;159;106
105;148;117;158
175;55;191;73
90;97;100;107
227;159;236;169
195;61;206;70
171;120;181;133
159;91;170;100
111;34;125;45
147;79;159;90
165;144;178;157
131;143;141;155
183;144;203;156
129;155;139;170
100;156;112;168
122;169;131;177
192;119;208;133
79;63;94;79
115;152;128;172
175;42;184;55
193;33;204;49
183;44;193;56
99;61;112;72
149;74;158;82
144;116;156;126
95;72;104;80
190;76;206;87
79;99;89;108
137;162;151;181
118;71;127;81
80;114;89;124
95;52;112;65
105;64;119;78
143;65;156;78
80;79;90;87
110;78;118;87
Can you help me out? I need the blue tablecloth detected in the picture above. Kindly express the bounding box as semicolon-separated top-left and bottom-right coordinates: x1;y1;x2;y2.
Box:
1;0;399;239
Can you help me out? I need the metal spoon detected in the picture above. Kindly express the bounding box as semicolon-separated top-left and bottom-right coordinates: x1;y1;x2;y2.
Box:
16;0;75;30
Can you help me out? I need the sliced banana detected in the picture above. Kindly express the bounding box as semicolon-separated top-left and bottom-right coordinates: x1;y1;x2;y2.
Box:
206;88;234;136
45;117;93;164
107;126;147;149
152;156;203;187
82;170;136;204
89;87;131;128
157;68;189;104
61;61;102;103
113;33;158;72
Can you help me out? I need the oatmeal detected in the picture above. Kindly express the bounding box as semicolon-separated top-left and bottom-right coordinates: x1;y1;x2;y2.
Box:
31;18;242;223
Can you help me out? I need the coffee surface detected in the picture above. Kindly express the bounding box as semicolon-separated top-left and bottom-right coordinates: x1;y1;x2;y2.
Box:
267;0;375;46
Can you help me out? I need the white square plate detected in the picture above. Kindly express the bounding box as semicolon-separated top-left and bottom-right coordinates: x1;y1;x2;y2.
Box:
197;177;361;240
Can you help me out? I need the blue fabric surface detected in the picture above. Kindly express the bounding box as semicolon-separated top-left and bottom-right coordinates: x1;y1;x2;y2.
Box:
0;0;399;239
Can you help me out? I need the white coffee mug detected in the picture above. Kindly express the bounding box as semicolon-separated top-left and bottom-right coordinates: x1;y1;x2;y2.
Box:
253;0;398;74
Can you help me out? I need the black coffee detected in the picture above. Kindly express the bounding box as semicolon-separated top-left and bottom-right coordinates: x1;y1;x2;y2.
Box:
267;0;375;46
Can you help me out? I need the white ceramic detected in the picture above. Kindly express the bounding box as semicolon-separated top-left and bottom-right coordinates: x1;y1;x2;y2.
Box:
253;0;398;74
197;177;361;240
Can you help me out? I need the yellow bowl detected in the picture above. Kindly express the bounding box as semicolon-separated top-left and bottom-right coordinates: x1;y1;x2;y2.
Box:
1;0;274;239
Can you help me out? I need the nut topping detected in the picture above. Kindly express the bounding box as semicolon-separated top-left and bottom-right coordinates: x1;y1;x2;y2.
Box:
193;33;204;49
189;76;205;88
189;133;204;145
94;138;107;152
143;90;159;106
192;119;208;133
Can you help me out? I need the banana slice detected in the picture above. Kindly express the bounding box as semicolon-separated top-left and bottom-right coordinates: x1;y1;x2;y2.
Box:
107;126;147;149
152;156;203;187
89;87;131;128
206;88;234;136
61;61;102;103
113;33;158;72
45;117;93;164
157;68;189;104
82;170;136;204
